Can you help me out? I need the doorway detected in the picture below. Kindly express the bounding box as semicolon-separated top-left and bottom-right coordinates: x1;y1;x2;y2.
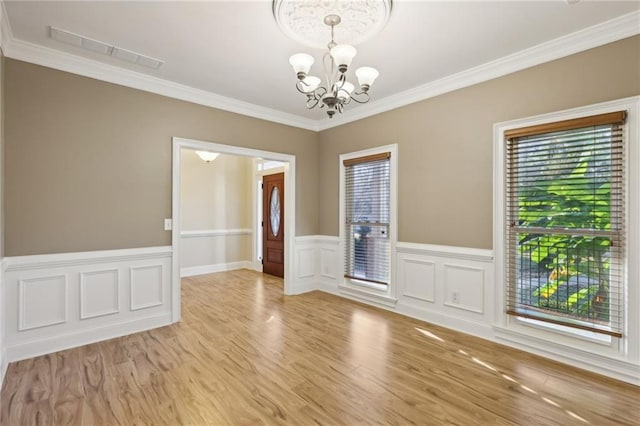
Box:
171;137;296;323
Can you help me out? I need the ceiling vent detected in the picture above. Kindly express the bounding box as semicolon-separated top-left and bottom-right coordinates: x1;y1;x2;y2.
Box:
49;26;164;69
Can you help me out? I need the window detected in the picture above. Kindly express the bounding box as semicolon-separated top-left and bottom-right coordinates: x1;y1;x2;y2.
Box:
343;152;391;288
504;111;626;337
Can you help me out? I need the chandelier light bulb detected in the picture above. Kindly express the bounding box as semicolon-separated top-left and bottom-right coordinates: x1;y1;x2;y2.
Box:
301;76;321;93
330;44;357;73
355;66;379;90
289;53;315;79
337;82;354;100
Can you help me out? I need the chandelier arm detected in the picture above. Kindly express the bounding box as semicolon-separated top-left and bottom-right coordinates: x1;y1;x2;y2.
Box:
295;81;311;95
348;91;371;104
306;97;321;109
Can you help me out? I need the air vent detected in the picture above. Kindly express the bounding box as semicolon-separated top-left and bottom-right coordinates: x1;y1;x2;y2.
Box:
49;26;164;70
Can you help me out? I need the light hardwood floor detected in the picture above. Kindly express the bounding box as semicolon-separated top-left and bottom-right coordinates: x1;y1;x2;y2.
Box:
1;269;638;425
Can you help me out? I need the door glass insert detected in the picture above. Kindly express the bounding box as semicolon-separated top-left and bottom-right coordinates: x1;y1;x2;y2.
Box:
270;186;281;237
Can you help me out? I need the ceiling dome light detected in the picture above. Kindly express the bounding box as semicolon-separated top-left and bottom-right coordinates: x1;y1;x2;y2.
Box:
196;151;220;163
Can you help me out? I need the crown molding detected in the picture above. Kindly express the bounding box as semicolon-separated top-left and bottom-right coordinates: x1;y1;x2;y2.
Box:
317;10;640;131
1;5;638;133
0;24;319;132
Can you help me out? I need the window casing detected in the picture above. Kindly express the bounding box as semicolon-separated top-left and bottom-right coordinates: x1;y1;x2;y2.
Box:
504;112;626;337
343;152;391;288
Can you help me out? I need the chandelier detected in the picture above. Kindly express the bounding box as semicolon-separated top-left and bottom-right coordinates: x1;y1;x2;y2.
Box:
288;14;379;119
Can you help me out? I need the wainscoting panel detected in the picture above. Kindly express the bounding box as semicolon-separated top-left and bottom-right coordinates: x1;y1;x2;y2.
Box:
130;265;164;311
399;258;435;303
18;275;68;331
442;263;484;313
80;269;119;320
3;246;173;362
396;243;494;332
292;236;319;294
297;248;315;279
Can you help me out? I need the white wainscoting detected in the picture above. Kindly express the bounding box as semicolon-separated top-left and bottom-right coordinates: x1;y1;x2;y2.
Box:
0;258;6;391
292;236;322;294
179;229;253;277
3;246;173;362
395;242;494;339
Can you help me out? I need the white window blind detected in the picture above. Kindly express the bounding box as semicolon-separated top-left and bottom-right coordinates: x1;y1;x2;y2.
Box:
344;153;391;287
505;111;626;337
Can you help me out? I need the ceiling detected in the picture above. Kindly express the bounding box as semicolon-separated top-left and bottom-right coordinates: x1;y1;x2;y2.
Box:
2;1;639;130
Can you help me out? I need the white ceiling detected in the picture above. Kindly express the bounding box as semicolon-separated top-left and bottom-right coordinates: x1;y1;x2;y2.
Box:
2;1;639;130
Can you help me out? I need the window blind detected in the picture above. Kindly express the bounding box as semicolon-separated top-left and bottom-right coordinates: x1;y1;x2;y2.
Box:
344;153;391;286
505;111;626;337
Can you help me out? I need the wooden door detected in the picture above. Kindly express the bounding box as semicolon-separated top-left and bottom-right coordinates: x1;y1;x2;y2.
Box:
262;172;284;278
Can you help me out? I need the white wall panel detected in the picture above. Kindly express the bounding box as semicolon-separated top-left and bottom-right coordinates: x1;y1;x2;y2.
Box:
19;275;67;331
442;263;484;313
400;258;435;303
297;248;315;279
320;247;337;279
80;269;119;319
130;265;164;311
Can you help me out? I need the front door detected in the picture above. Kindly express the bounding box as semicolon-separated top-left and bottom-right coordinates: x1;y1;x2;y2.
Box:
262;172;284;278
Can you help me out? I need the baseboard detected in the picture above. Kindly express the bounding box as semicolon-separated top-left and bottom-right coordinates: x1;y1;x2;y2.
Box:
397;301;494;341
180;261;251;277
289;280;317;295
0;352;7;392
6;312;172;362
493;325;640;386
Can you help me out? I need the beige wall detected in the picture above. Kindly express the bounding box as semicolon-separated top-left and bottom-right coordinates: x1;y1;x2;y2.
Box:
179;150;252;267
4;59;319;256
180;150;252;230
318;36;640;249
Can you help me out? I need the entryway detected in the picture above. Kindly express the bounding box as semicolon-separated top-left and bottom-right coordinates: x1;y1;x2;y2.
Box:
171;137;296;323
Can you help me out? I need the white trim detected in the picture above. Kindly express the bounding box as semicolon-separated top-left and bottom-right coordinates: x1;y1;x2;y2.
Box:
493;325;639;386
79;268;120;320
18;275;68;331
337;284;398;308
7;312;172;363
442;263;485;314
0;258;6;391
180;228;252;238
317;11;640;131
130;265;164;311
396;242;493;262
0;37;318;131
493;96;640;383
4;245;172;271
1;6;637;131
172;137;297;322
398;301;495;341
339;144;399;302
180;260;252;277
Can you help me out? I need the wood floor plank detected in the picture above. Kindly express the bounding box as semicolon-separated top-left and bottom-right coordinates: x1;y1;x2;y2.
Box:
1;269;638;425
